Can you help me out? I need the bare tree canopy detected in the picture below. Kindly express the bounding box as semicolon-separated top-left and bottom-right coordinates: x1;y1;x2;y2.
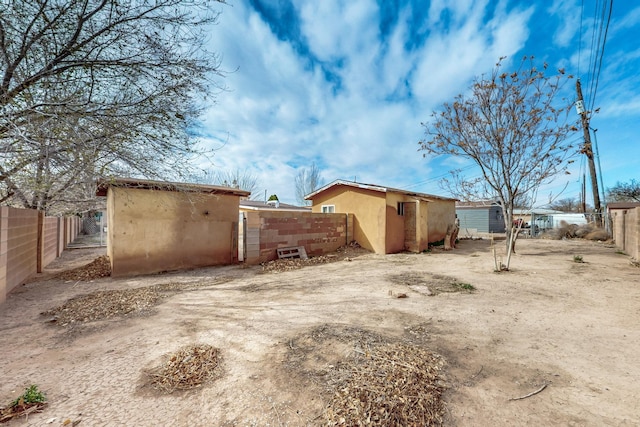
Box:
295;162;324;206
195;168;259;196
548;197;583;212
0;0;226;214
420;56;578;267
607;179;640;202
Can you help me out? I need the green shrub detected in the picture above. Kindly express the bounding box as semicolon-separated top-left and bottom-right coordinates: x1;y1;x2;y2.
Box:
11;385;46;407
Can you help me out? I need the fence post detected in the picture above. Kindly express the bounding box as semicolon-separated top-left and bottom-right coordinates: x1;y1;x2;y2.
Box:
0;207;8;303
37;211;44;273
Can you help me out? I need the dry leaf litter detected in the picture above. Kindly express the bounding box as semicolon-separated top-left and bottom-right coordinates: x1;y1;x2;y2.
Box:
143;344;221;393
323;343;446;426
41;279;230;326
56;255;111;281
262;243;370;273
0;402;46;424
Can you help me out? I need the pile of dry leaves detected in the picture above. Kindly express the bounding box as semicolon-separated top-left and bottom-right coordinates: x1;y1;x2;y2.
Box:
323;343;446;426
56;255;111;281
41;280;229;326
143;344;222;393
41;286;164;326
262;244;370;273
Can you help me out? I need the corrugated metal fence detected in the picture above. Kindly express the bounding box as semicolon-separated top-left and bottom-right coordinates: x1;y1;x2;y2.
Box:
0;207;81;303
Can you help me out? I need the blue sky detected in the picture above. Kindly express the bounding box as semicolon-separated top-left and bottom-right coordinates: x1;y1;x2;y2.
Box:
200;0;639;207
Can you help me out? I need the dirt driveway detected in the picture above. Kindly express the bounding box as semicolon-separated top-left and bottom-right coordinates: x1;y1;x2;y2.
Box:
1;238;639;426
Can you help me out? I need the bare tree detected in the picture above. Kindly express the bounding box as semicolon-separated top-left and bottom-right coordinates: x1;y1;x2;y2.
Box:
295;162;324;206
195;168;259;196
1;0;226;213
548;197;583;212
420;56;578;269
607;180;640;202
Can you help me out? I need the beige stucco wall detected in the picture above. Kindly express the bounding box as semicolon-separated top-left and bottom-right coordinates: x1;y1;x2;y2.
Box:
385;192;412;253
426;199;456;243
311;186;386;253
107;187;240;277
611;207;640;261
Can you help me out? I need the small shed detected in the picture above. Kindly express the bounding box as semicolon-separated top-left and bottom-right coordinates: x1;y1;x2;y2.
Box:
456;201;506;234
97;178;250;277
305;180;456;254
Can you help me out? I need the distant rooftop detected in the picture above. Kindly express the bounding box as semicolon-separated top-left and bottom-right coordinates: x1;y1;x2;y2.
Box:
96;177;251;197
240;199;311;211
305;179;457;201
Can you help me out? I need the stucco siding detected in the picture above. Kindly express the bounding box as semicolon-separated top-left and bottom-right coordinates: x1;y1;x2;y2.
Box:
427;200;456;242
611;207;639;260
311;186;386;253
108;187;240;277
385;192;409;253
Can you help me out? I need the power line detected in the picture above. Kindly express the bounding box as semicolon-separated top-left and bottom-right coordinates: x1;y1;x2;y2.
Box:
578;0;584;77
584;0;613;112
588;0;613;112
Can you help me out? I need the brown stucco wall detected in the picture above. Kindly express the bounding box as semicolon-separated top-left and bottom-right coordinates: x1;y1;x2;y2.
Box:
311;186;386;253
107;187;240;277
244;211;353;264
611;207;640;260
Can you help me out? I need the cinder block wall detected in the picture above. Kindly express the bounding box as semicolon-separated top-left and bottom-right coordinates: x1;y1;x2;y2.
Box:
244;211;354;264
1;209;80;304
42;216;60;267
628;208;639;260
0;207;39;302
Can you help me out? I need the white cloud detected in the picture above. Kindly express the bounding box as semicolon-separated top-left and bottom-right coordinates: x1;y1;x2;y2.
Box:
196;0;638;204
547;0;579;47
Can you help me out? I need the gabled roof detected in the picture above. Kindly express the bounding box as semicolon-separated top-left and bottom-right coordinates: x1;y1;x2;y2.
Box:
96;177;251;197
304;179;456;202
240;200;311;212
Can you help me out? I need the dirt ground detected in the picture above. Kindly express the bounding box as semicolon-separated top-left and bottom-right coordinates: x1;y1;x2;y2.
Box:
1;237;639;426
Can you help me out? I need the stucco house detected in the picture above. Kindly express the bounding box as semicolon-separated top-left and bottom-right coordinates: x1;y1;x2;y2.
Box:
305;180;456;254
96;178;250;277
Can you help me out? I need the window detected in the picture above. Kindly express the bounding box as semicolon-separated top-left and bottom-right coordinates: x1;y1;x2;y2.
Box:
397;202;405;216
321;205;335;213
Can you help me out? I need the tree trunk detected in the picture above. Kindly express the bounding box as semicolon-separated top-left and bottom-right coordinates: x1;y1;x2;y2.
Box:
444;223;459;250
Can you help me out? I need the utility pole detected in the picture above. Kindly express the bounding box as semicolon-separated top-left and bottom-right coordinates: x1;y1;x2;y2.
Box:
575;79;602;225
